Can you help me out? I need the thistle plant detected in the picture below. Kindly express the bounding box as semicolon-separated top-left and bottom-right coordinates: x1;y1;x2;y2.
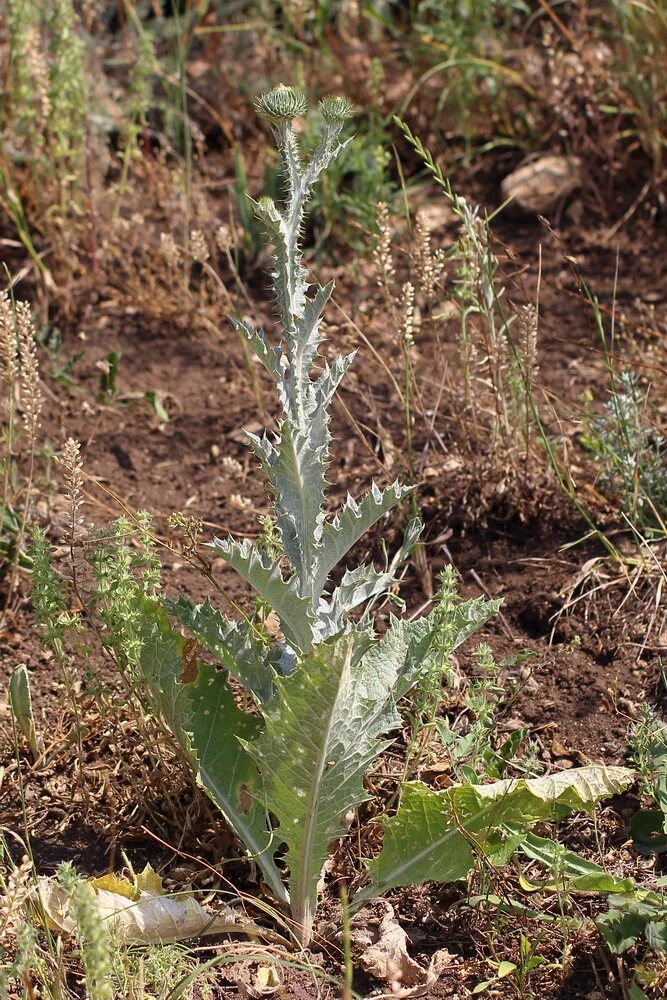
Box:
70;88;632;946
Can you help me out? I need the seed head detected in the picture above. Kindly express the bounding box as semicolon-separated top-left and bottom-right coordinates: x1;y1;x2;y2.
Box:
319;95;354;123
190;228;209;264
160;232;180;269
16;302;42;434
255;85;308;122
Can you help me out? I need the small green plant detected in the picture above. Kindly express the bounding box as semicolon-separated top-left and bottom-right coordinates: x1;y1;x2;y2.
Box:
394;116;543;500
597;888;667;959
473;931;558;997
408;0;531;158
583;370;667;536
629;708;667;856
3;0;88;207
39;87;633;948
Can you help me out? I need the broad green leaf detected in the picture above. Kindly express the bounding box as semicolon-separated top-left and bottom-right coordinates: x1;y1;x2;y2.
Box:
165;596;275;703
355;782;477;906
246;631;411;943
469;765;633;818
517;831;636;893
644;917;667;952
597;893;667;954
209;537;315;651
8;663;43;759
631;809;667;854
134;598;286;904
357;766;633;905
472;981;495;995
496;961;518;978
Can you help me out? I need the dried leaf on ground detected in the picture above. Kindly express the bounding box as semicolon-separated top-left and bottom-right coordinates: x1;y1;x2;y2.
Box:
235;964;283;998
355;902;453;997
36;864;239;944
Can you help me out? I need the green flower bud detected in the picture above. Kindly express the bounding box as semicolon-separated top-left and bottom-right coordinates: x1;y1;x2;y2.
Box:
319;95;354;123
255;85;308;122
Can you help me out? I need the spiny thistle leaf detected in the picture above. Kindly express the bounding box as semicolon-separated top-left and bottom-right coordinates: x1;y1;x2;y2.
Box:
315;482;414;595
319;563;395;637
231;317;284;383
245;421;327;589
245;615;442;939
209;537;316;651
165;596;275;703
245;633;399;942
134;597;287;903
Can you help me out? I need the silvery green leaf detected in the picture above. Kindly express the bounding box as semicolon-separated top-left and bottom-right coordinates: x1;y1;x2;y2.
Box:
355;766;634;906
261;421;328;591
313;352;356;414
319;563;395;637
134;597;286;903
288;282;335;407
302;131;352;197
247;632;403;943
315;481;413;594
210;537;316;652
231;317;284;383
165;596;275;703
362;611;440;702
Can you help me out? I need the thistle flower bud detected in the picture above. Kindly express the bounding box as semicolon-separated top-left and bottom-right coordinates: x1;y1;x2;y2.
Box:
255;85;308;122
319;95;354;123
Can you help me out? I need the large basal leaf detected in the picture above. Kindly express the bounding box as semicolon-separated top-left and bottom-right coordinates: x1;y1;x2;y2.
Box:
134;597;287;904
246;631;412;943
209;537;315;652
356;766;633;906
165;596;275;703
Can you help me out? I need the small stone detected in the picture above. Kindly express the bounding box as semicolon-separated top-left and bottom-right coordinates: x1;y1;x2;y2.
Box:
501;154;582;215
